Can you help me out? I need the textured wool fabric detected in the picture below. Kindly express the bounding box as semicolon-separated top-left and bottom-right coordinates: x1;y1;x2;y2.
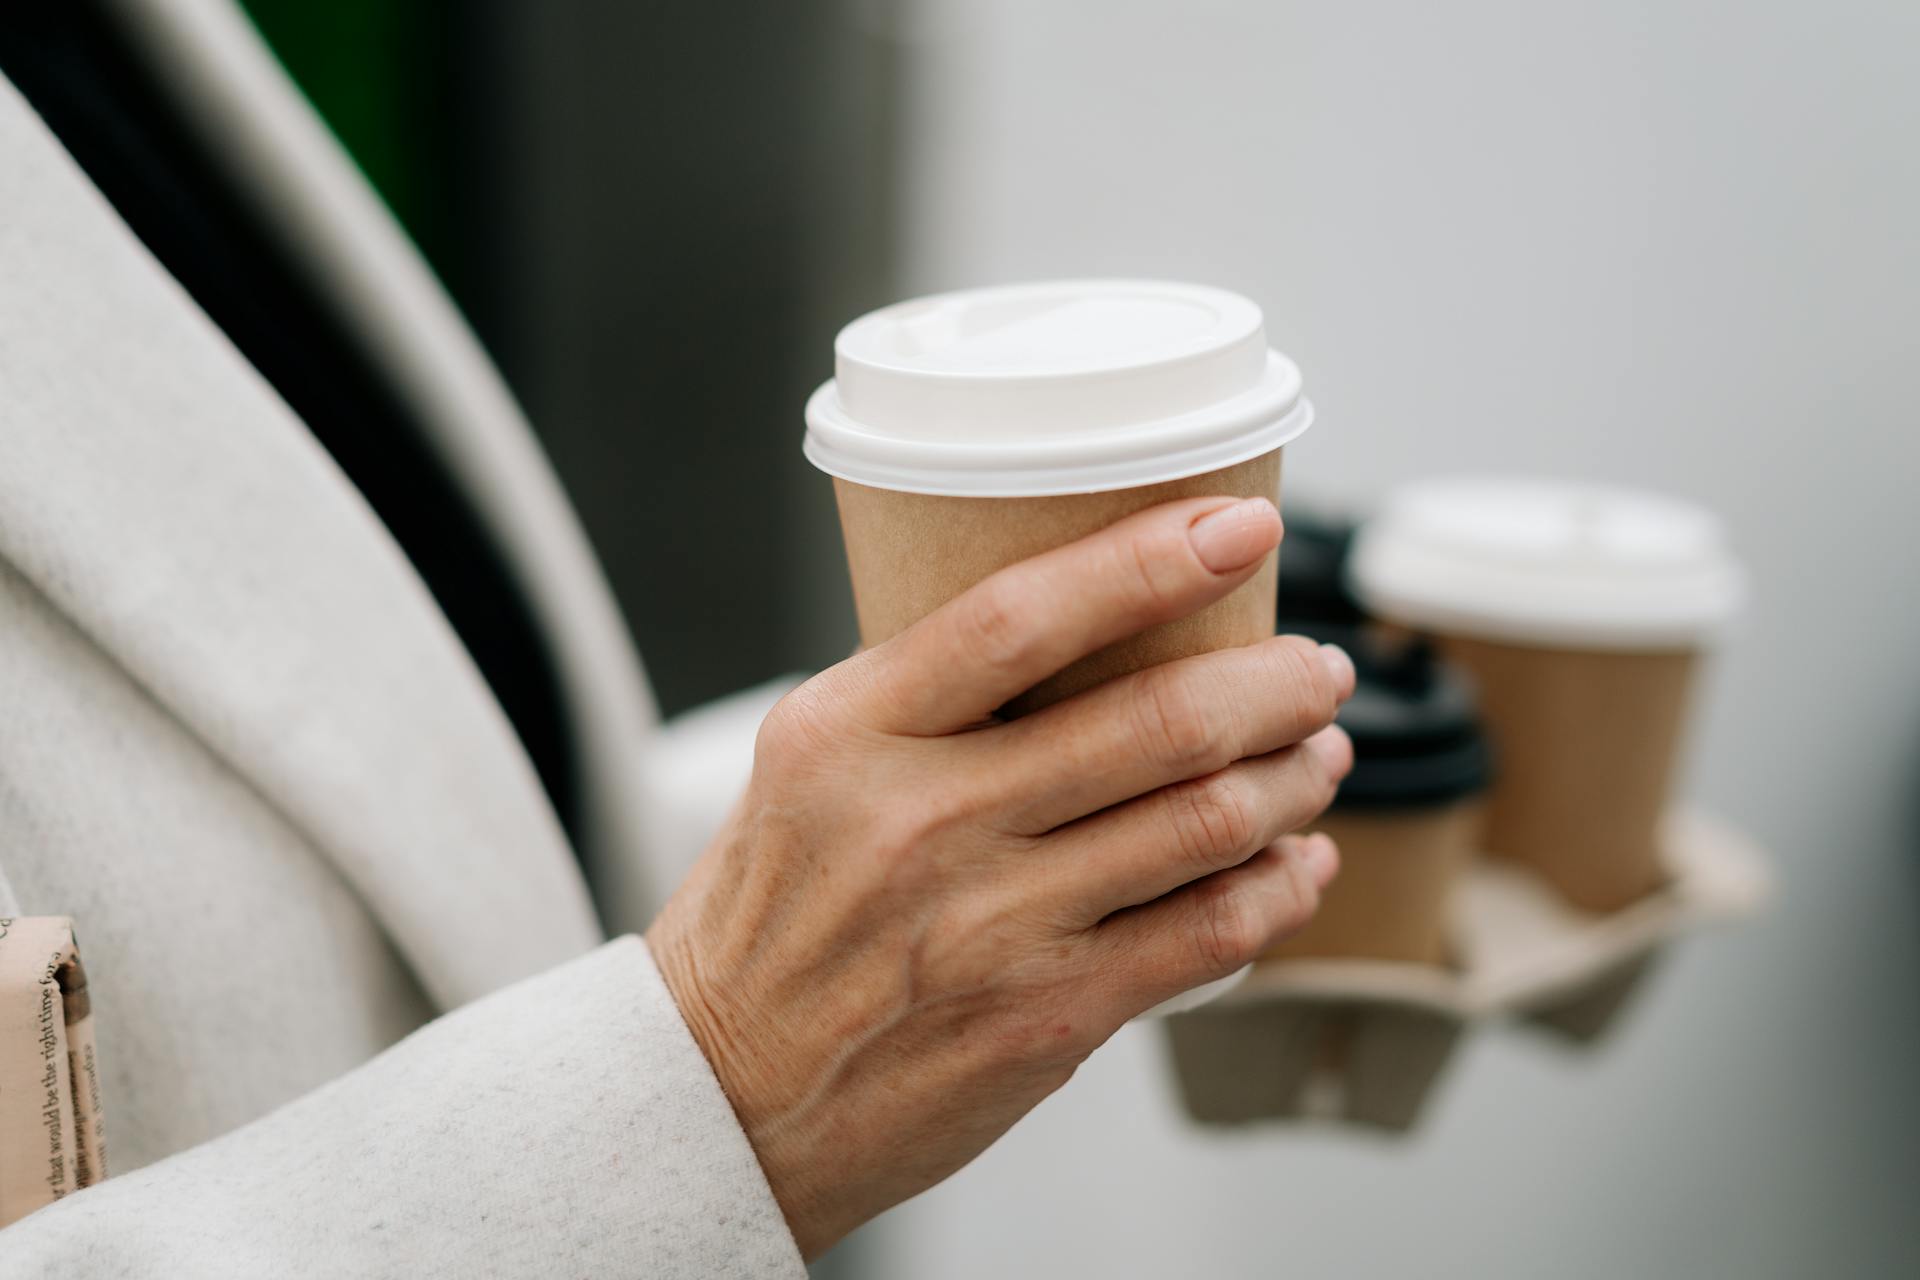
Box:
0;33;803;1278
0;68;597;1013
0;552;436;1173
110;0;669;937
0;938;803;1279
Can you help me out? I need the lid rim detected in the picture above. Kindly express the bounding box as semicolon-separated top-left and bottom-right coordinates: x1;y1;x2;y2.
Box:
1350;554;1746;650
807;345;1310;497
1334;745;1494;807
1347;478;1747;650
806;393;1312;498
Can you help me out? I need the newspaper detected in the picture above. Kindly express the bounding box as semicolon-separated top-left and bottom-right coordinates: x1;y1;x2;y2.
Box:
0;917;107;1228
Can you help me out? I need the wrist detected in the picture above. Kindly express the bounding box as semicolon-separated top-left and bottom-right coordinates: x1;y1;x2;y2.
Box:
647;906;838;1259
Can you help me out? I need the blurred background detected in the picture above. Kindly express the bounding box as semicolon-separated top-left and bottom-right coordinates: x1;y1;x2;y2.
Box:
242;1;1917;1275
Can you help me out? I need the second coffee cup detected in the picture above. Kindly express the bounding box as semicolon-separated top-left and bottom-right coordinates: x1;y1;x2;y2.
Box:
1349;478;1745;913
805;280;1316;712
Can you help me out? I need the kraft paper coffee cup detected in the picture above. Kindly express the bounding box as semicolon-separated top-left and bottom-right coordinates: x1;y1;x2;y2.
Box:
805;280;1315;713
1261;629;1491;966
1349;479;1745;913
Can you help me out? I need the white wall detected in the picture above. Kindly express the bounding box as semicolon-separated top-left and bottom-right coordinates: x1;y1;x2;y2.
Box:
848;2;1920;1275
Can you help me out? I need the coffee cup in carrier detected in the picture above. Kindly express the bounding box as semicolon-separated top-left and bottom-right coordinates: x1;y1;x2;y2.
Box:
1349;478;1744;914
1260;627;1492;966
804;279;1315;713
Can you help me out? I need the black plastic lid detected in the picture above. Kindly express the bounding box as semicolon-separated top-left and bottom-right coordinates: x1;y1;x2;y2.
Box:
1280;621;1494;810
1274;506;1367;626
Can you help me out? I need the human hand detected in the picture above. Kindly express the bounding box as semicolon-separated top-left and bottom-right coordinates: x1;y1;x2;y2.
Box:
647;495;1353;1258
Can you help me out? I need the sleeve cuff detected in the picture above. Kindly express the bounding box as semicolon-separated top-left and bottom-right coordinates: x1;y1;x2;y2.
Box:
1;937;805;1278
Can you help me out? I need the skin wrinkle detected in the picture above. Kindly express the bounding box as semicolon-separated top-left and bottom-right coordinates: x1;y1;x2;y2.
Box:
985;634;1336;836
647;496;1353;1259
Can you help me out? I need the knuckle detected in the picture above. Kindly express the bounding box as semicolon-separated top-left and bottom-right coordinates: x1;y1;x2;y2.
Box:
1133;665;1227;774
1311;756;1343;815
1276;852;1324;934
1167;771;1255;868
957;579;1040;678
1195;882;1264;973
1270;635;1340;728
1120;524;1188;614
755;683;835;764
1299;732;1349;816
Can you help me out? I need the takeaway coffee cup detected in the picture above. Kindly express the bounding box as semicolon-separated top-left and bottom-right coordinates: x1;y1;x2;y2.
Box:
805;280;1315;713
1261;627;1492;966
1349;479;1744;913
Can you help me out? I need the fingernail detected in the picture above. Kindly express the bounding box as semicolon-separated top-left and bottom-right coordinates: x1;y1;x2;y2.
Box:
1319;642;1356;699
1302;832;1340;886
1188;498;1280;573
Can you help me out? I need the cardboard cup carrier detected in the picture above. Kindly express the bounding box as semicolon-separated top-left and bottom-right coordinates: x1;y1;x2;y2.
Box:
1349;479;1745;912
805;279;1313;716
1167;632;1490;1129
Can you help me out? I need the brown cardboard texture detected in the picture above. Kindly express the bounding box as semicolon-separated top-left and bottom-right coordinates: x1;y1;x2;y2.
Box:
1263;801;1482;966
832;451;1281;714
1165;811;1768;1132
1439;637;1698;912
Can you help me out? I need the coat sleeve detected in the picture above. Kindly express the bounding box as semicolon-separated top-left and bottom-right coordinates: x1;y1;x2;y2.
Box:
0;937;804;1279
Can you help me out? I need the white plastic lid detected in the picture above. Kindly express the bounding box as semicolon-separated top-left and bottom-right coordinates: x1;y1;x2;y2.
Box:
1348;477;1746;650
804;279;1313;496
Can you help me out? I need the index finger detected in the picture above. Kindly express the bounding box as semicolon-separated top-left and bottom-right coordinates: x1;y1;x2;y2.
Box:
868;495;1282;734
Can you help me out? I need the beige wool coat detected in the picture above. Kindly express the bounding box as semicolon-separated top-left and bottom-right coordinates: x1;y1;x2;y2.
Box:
0;1;801;1274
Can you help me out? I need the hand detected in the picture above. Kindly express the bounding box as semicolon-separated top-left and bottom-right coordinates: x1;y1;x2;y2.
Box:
647;495;1354;1258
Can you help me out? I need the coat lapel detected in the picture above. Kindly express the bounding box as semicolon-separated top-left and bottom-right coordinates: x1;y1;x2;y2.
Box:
110;0;669;936
0;74;602;1010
